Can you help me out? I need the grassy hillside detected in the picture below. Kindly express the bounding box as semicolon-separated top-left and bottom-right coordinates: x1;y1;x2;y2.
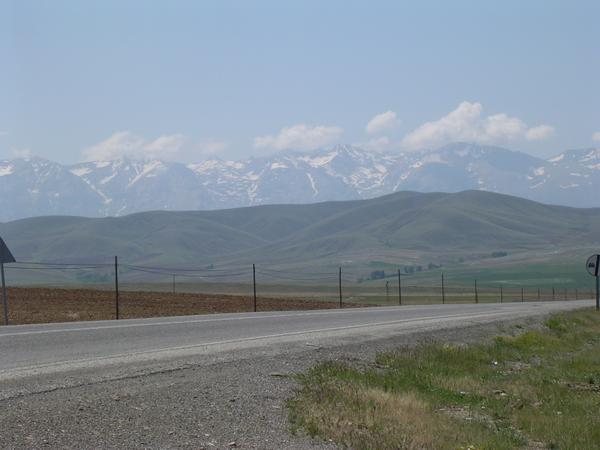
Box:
1;190;599;280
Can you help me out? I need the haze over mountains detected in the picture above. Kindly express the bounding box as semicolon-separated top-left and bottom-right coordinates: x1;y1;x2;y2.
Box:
1;142;599;222
1;190;599;272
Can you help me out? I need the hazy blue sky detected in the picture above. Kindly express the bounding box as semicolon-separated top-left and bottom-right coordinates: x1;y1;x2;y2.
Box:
2;0;599;163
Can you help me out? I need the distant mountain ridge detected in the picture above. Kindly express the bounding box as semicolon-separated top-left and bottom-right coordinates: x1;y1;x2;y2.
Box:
2;190;599;270
1;143;599;221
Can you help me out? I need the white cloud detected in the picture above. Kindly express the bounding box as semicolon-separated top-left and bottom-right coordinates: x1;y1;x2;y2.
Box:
254;124;343;151
360;136;394;152
526;125;555;141
366;111;400;134
592;131;600;142
402;101;554;150
82;131;186;161
13;148;32;158
197;139;228;156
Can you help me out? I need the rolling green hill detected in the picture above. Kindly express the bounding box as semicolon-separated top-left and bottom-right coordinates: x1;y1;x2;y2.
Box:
1;190;599;276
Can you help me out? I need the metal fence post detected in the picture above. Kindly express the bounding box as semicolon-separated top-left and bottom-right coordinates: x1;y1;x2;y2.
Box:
538;287;541;302
253;264;257;312
596;277;600;311
552;287;555;301
441;273;445;304
397;269;402;306
521;287;524;303
500;286;503;303
114;256;120;320
1;262;8;325
474;280;478;304
338;267;343;308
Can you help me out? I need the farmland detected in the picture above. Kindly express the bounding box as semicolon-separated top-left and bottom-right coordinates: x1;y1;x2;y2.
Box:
0;287;352;325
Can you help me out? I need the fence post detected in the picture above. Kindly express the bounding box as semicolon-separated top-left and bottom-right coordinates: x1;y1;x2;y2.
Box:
596;276;600;311
114;256;119;320
552;287;555;301
1;262;8;325
441;273;445;304
500;286;503;303
474;280;479;304
385;281;390;303
338;267;343;308
172;274;176;294
397;269;402;306
538;287;541;302
253;264;257;312
521;287;524;303
576;288;578;300
564;288;567;301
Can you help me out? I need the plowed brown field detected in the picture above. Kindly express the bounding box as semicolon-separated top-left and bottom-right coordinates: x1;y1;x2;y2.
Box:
0;287;355;325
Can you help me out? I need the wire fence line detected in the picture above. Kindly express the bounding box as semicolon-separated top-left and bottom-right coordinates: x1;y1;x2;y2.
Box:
0;257;593;325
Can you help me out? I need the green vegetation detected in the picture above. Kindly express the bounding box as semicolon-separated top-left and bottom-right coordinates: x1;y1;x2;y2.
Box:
289;309;600;449
1;190;600;271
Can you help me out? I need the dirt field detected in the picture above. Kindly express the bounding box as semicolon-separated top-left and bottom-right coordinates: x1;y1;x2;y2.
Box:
0;287;357;325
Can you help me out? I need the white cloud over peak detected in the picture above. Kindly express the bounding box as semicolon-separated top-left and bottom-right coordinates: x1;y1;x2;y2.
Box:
359;136;394;152
592;131;600;142
525;125;555;141
197;139;228;155
401;101;554;150
366;111;400;134
13;148;32;158
82;131;186;161
254;124;343;151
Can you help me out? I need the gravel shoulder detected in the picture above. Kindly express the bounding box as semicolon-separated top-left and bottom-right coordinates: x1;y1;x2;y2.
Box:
0;306;588;449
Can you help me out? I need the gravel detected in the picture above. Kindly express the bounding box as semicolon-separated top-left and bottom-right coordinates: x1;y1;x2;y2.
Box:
0;313;561;449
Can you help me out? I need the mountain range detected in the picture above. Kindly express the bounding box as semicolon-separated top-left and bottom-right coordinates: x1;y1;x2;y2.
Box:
1;190;599;271
1;142;599;222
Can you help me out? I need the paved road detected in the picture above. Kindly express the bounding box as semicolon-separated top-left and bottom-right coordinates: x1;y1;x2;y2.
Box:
0;300;595;449
0;300;592;380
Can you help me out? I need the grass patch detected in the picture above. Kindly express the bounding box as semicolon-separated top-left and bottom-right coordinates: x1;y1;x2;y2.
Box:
288;308;600;449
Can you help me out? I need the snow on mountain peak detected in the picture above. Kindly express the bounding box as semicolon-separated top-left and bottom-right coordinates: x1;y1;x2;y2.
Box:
2;143;600;221
0;163;14;176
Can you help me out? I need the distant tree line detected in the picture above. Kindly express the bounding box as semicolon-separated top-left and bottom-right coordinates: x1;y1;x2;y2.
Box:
357;262;445;282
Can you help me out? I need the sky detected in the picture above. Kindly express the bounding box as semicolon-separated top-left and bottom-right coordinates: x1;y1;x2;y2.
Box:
1;0;599;163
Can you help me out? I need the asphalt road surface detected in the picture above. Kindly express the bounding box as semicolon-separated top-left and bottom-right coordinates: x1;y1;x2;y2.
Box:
0;300;593;381
0;300;595;449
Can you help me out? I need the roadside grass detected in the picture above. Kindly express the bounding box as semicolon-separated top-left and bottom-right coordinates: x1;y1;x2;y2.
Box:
288;308;600;449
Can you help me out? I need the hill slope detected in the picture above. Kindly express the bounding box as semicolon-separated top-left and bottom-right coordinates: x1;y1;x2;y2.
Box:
1;190;599;271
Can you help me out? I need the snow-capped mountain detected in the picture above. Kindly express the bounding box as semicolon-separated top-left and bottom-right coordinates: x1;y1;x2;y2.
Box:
1;143;599;221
